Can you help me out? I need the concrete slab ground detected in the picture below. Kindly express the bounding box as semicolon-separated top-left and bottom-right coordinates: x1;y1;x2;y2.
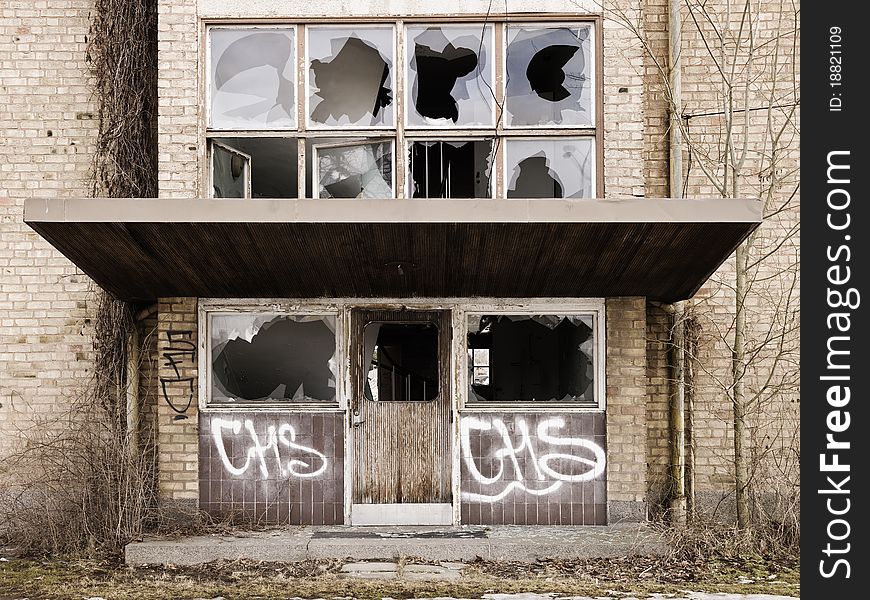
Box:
125;523;668;566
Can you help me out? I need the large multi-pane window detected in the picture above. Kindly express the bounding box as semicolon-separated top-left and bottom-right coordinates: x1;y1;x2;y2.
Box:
206;19;599;199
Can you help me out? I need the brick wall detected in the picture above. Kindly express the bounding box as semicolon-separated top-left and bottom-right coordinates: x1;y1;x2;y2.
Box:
0;0;97;463
639;0;800;511
645;302;671;510
156;297;199;506
605;297;648;521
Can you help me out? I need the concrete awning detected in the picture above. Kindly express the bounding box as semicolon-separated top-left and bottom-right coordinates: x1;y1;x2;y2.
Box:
24;197;760;302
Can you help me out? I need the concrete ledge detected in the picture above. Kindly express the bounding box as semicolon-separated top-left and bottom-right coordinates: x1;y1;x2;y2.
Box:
125;524;668;566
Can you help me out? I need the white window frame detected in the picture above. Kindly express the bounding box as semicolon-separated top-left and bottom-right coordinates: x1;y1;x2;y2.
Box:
206;24;299;132
405;136;497;199
203;16;602;200
198;300;344;411
312;138;397;199
458;299;606;412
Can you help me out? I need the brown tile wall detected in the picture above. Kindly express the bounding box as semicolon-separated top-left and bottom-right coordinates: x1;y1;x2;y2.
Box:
459;412;606;525
199;411;345;525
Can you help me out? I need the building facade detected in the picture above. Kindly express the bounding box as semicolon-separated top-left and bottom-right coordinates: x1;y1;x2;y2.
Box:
3;0;796;528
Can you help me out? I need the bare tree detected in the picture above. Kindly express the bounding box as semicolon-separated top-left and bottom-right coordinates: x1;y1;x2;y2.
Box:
604;0;800;530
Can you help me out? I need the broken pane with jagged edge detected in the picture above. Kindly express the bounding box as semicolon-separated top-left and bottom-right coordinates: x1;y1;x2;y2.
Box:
212;141;250;198
316;141;393;198
308;27;395;127
506;138;594;198
408;140;493;198
466;315;595;403
406;25;494;127
209;27;296;129
505;24;593;127
210;314;338;402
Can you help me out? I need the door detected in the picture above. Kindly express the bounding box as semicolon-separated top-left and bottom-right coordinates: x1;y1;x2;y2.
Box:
350;309;452;525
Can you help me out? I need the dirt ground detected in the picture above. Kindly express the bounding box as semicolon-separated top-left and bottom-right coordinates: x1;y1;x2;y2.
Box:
0;554;799;599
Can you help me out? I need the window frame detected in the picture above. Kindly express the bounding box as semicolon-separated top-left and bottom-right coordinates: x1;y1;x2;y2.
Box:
363;319;441;403
201;15;604;199
199;303;344;410
459;300;606;412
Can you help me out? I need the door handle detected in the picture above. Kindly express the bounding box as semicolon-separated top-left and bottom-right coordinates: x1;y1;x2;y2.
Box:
352;414;366;428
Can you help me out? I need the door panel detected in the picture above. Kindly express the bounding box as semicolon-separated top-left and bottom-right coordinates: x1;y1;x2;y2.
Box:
351;309;452;505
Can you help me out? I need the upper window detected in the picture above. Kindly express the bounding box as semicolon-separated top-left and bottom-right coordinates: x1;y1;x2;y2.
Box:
206;19;599;199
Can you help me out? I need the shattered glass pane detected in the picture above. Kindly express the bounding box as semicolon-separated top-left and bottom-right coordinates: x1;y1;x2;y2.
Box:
467;314;595;404
316;141;393;198
409;140;493;198
406;25;494;127
210;313;337;403
308;26;394;127
506;138;594;198
212;142;249;198
209;27;296;129
505;24;593;127
364;322;439;402
212;137;298;198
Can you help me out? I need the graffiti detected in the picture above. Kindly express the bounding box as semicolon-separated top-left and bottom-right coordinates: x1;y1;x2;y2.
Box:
460;416;605;503
211;418;328;479
160;330;195;417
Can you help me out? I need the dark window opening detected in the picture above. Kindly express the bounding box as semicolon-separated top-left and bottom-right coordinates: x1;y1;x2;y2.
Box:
211;314;337;403
364;322;439;401
467;314;595;403
212;137;298;198
409;140;493;198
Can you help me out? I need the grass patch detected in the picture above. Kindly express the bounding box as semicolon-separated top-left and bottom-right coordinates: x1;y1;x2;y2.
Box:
0;555;799;599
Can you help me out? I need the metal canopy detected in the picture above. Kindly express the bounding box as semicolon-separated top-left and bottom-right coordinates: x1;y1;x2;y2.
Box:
24;197;761;303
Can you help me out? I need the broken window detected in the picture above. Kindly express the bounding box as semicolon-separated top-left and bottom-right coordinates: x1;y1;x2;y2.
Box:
408;139;493;198
211;141;251;198
505;138;594;198
209;27;296;129
505;24;593;127
406;25;494;127
467;315;596;404
210;313;337;403
364;323;439;402
307;26;395;128
315;140;393;198
211;138;298;198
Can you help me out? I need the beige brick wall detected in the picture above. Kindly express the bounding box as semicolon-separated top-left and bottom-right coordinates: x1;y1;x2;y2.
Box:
639;0;800;506
605;297;648;519
0;0;97;462
156;297;199;501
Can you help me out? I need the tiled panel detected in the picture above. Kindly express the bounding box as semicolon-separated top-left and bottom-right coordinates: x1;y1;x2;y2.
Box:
199;411;345;525
459;412;606;525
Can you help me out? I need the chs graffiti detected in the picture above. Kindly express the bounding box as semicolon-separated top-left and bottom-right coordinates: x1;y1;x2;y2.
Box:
211;418;327;479
460;416;605;503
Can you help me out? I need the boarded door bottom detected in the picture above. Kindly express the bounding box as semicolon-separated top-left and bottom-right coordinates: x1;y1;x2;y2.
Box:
351;503;453;526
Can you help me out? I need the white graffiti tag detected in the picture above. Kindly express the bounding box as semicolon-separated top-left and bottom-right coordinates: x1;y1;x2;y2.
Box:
460;416;606;503
211;418;328;479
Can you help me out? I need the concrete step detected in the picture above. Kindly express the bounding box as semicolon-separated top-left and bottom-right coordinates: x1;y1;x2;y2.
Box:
125;524;668;566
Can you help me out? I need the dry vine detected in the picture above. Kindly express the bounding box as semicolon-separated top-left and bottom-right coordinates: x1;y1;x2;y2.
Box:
0;1;160;556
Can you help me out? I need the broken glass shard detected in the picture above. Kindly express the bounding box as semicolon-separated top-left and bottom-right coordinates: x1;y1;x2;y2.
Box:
467;314;595;403
211;314;337;402
408;139;493;198
308;27;394;127
406;25;494;127
211;141;250;198
505;24;593;127
316;141;393;198
209;27;296;129
506;138;594;198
